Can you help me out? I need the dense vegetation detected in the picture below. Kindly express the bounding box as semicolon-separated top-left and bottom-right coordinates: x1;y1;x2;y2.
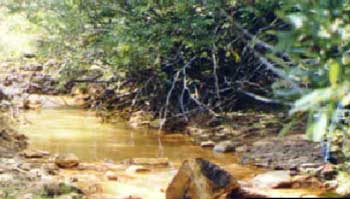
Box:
2;0;350;162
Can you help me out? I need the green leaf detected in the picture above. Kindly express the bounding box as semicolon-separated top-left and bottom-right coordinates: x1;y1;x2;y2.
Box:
328;59;340;86
306;111;328;142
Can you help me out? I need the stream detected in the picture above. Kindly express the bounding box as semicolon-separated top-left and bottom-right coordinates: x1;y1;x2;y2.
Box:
16;107;330;198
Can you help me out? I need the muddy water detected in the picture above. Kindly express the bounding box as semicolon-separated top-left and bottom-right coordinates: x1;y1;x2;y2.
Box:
16;108;327;198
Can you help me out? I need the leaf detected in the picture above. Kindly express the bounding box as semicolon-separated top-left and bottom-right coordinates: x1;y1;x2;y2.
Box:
230;50;241;62
290;82;350;114
328;59;340;86
306;111;328;142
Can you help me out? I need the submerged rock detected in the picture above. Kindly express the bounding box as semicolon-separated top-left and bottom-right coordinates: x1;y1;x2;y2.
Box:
166;158;241;199
55;153;80;169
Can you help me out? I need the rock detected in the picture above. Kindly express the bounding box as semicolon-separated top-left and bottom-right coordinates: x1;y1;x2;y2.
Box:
0;174;14;182
20;64;43;72
254;161;271;168
25;83;42;94
0;89;8;100
335;172;350;196
43;163;59;175
79;183;103;195
23;53;36;59
200;140;215;147
236;145;248;153
213;141;236;153
251;170;292;189
320;164;337;180
291;175;324;188
55;153;80;169
252;140;272;147
0;167;5;174
166;158;241;199
300;163;323;169
231;187;268;198
105;171;118;181
292;175;311;183
73;94;90;106
128;111;153;128
21;149;49;159
23;193;33;199
43;182;82;197
149;119;161;129
324;180;338;190
126;165;151;173
0;129;27;157
18;163;32;171
186;127;206;136
125;158;169;167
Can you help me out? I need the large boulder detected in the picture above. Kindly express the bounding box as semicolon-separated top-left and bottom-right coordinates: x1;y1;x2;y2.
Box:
166;158;241;199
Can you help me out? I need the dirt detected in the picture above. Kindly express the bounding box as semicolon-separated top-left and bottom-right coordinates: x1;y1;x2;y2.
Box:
240;134;324;170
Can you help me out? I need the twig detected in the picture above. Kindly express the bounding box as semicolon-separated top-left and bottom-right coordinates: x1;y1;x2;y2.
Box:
239;89;291;105
212;44;221;100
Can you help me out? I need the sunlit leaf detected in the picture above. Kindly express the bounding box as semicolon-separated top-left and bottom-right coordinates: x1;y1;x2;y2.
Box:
328;59;340;86
306;111;328;142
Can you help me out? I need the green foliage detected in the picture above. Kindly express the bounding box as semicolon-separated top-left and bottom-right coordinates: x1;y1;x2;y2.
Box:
3;0;350;144
268;0;350;142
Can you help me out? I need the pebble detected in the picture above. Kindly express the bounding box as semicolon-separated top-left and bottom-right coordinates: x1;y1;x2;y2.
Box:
213;140;236;153
200;140;215;147
126;165;151;173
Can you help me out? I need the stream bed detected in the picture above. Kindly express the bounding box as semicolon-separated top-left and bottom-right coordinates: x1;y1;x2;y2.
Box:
16;108;330;198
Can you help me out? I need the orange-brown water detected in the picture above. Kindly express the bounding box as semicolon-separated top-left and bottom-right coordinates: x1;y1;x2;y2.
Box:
17;108;239;165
